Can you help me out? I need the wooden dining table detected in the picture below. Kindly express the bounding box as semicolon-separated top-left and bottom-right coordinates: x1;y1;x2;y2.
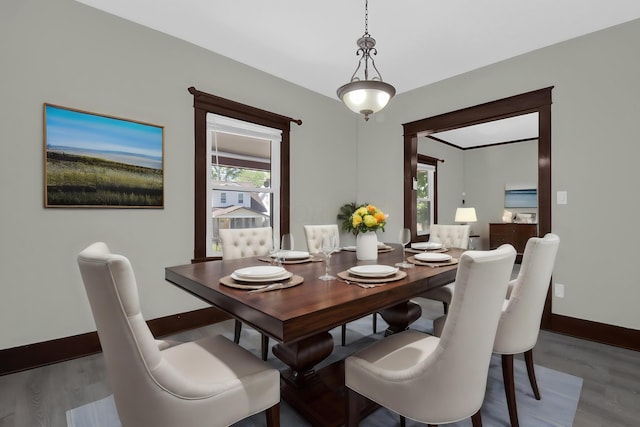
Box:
165;244;463;426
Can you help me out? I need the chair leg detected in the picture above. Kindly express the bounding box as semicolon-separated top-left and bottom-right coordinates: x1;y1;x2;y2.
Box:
265;402;280;427
442;302;449;315
400;415;406;427
372;312;377;333
524;349;541;400
345;387;362;427
234;320;242;344
501;354;519;427
471;409;483;427
341;323;347;347
261;334;270;361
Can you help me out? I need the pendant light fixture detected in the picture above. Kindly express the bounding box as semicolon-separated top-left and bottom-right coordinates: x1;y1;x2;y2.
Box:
337;0;396;121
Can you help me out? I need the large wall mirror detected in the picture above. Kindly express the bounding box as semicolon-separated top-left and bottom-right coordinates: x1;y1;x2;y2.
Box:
403;87;553;326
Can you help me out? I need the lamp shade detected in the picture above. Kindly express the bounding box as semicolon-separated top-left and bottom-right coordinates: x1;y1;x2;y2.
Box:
455;207;477;223
337;80;395;118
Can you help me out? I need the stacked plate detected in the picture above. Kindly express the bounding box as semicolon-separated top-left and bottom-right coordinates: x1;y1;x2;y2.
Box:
231;265;292;283
410;242;443;251
269;250;310;261
348;264;399;278
414;252;452;263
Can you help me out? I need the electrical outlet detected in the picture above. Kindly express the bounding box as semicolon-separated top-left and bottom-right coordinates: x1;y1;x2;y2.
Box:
555;283;565;298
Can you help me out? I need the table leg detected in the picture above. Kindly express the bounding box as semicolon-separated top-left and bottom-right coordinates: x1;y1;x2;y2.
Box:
272;331;334;385
379;300;422;336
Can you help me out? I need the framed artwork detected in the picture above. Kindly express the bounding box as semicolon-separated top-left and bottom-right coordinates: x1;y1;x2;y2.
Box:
44;104;164;208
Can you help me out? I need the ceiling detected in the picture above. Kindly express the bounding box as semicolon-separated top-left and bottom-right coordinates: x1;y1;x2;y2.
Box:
75;0;640;99
74;0;640;146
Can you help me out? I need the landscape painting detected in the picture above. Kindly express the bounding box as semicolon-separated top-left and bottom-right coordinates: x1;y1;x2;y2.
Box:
44;104;164;208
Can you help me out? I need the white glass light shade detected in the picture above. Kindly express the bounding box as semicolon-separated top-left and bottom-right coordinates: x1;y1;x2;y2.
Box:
455;207;477;223
337;80;396;119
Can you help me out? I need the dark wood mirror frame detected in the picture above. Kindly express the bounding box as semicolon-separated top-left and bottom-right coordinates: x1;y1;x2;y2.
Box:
403;87;553;327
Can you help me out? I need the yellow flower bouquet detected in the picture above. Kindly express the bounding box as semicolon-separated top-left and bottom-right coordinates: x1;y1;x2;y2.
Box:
348;204;387;234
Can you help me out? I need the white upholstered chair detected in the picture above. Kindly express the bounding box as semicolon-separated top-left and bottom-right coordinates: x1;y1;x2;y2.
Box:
304;224;378;345
219;226;273;260
77;242;280;427
219;226;273;360
419;224;471;314
303;224;339;255
428;224;471;249
345;245;516;427
493;233;560;427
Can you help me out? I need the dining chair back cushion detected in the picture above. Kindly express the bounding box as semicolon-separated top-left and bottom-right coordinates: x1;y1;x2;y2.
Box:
303;224;340;254
429;224;471;249
493;233;560;354
220;227;273;260
77;242;280;427
346;245;516;424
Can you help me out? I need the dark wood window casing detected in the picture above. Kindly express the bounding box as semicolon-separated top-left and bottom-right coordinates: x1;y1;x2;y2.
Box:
189;87;302;262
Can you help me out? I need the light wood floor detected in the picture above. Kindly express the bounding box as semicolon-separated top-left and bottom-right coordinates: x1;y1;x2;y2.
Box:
1;300;639;427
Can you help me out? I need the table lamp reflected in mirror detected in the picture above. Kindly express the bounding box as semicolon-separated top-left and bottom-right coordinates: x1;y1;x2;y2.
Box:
455;207;478;249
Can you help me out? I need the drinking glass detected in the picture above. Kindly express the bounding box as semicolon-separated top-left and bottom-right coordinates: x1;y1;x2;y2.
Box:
395;228;414;268
319;234;338;280
277;233;294;264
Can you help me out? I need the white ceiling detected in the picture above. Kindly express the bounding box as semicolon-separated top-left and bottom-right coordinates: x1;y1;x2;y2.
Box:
429;113;539;149
75;0;640;100
74;0;640;146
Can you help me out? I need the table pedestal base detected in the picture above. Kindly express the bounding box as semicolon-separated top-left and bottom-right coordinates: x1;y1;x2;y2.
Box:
279;361;379;427
379;300;422;336
273;302;422;425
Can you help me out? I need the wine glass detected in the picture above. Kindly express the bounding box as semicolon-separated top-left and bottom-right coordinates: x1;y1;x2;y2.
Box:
395;228;414;268
319;234;338;280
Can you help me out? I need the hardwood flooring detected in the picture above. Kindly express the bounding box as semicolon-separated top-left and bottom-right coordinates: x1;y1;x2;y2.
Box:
1;300;638;427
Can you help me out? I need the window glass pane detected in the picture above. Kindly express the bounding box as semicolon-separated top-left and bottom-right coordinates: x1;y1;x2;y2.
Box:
416;164;435;236
209;130;276;256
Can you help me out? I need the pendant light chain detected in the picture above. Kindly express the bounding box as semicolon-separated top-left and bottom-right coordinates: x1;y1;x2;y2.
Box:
364;0;369;36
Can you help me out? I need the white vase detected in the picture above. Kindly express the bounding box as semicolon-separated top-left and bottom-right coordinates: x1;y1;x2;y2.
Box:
356;232;378;261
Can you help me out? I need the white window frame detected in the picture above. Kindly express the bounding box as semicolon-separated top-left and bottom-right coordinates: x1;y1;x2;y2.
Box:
416;163;435;236
206;114;282;257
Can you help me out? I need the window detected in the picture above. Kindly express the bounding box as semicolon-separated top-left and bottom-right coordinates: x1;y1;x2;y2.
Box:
416;161;436;236
207;114;281;257
190;87;301;261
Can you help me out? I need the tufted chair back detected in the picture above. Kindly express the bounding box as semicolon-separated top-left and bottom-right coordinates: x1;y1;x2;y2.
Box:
219;227;273;260
77;242;280;427
429;224;471;249
303;224;340;254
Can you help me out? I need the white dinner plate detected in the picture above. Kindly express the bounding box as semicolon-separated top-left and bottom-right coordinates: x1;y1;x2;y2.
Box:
233;266;286;280
411;242;443;250
348;264;399;278
270;250;310;260
414;252;452;262
231;271;293;283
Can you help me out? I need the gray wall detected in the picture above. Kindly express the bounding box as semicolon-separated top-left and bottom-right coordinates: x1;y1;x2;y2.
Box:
357;18;640;330
0;0;355;349
2;0;639;351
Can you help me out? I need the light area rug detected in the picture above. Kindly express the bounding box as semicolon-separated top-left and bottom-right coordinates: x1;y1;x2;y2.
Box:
67;316;582;427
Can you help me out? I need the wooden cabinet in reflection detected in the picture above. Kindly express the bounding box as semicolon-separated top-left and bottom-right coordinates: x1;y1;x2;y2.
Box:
489;223;537;263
